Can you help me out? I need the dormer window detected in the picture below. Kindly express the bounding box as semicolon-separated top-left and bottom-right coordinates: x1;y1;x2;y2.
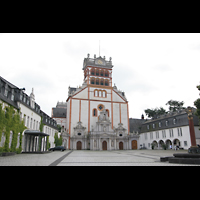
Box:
4;84;8;97
11;94;14;101
11;89;14;101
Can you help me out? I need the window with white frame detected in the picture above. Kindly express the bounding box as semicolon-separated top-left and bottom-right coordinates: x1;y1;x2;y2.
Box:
150;132;153;139
169;129;174;137
177;127;182;136
180;127;182;136
30;118;32;129
27;116;29;128
162;130;166;138
156;131;159;139
33;120;35;130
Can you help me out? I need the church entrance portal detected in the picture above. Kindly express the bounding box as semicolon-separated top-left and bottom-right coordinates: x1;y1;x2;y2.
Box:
132;140;137;149
119;142;123;150
77;141;82;150
102;141;107;150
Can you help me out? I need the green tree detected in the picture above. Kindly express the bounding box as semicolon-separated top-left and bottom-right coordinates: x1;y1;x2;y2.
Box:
144;107;167;118
39;116;44;132
165;100;185;112
57;124;62;132
54;132;62;146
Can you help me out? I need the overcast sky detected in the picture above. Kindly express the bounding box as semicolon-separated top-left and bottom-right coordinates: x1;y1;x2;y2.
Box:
0;33;200;119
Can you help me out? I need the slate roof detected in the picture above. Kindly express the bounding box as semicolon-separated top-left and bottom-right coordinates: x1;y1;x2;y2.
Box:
140;108;199;133
129;118;145;134
52;107;67;118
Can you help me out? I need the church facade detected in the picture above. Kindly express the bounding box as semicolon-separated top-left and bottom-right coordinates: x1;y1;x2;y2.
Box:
64;54;139;150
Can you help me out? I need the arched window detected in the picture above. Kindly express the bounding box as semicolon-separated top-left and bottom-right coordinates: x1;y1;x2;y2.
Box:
99;90;102;97
105;70;109;77
106;109;109;117
93;108;97;117
96;69;99;76
94;90;98;97
100;70;104;76
105;79;109;86
96;78;99;85
102;90;107;97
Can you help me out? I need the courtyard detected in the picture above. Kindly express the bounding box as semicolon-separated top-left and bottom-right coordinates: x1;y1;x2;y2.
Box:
0;149;198;166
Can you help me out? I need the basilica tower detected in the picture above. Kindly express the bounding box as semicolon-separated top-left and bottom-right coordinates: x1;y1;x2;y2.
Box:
66;54;138;150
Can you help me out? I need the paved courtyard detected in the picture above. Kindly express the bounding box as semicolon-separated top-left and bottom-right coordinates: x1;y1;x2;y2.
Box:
0;149;198;166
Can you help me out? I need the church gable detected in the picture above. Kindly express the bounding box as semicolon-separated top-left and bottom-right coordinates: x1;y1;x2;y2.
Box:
71;87;88;99
112;89;127;103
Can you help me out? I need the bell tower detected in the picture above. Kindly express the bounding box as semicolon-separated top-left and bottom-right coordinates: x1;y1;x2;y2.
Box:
82;53;113;88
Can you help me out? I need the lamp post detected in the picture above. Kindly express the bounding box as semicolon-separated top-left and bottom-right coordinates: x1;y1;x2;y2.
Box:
186;106;199;153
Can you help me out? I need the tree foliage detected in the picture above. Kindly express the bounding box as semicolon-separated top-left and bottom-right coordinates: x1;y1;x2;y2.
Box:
144;100;185;119
54;132;62;146
144;107;167;118
165;100;185;112
0;102;26;154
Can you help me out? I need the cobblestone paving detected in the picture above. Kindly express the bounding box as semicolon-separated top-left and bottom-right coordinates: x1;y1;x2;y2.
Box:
0;149;198;166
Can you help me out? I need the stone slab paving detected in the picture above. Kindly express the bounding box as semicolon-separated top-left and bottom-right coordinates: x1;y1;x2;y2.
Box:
57;149;198;166
0;149;198;166
0;150;71;166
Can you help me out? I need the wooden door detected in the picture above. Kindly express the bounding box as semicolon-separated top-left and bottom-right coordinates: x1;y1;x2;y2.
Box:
119;142;123;150
77;141;82;150
132;140;137;149
102;141;107;150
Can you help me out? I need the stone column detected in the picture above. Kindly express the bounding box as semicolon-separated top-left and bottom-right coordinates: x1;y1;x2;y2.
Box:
46;136;48;151
186;107;199;153
186;107;196;146
32;136;35;152
109;138;111;150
